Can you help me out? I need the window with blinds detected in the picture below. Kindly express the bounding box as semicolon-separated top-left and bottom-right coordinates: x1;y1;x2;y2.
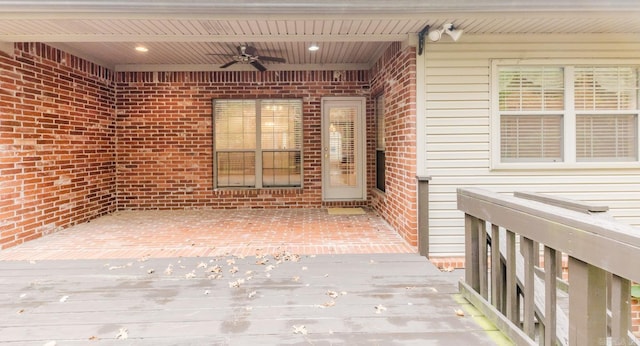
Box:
375;94;386;192
574;67;638;161
497;64;640;164
213;99;302;188
498;66;564;162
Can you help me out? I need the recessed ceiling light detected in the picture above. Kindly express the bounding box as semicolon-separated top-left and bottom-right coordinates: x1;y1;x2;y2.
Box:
308;43;319;52
135;46;149;53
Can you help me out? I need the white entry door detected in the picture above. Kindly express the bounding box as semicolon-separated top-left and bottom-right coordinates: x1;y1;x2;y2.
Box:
321;97;366;201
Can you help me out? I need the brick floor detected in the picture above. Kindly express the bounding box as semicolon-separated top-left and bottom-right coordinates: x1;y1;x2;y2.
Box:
0;209;416;260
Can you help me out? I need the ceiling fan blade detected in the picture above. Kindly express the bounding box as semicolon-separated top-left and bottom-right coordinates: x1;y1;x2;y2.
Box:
259;56;286;63
220;60;239;68
250;60;267;72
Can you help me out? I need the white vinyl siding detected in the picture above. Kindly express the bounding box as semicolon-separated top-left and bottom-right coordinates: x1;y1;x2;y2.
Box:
423;35;640;256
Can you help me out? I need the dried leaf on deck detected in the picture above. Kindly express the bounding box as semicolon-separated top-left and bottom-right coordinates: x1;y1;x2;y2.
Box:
255;258;269;265
322;300;336;308
375;304;387;314
226;259;236;266
292;325;308;335
441;266;455;272
204;290;210;295
248;290;257;298
265;265;276;272
17;308;25;314
88;335;98;341
146;269;155;274
185;271;196;279
164;264;173;275
208;265;222;274
116;327;128;340
326;290;339;299
59;295;69;303
229;266;239;274
292;276;300;282
197;262;208;269
228;279;245;288
455;309;465;317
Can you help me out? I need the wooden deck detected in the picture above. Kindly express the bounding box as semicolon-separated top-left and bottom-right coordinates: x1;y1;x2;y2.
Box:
0;254;508;345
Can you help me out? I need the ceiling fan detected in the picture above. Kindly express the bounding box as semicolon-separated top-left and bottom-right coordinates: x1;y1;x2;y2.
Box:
211;44;286;71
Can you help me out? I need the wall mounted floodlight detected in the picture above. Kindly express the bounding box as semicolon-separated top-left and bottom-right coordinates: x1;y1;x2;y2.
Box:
428;23;463;42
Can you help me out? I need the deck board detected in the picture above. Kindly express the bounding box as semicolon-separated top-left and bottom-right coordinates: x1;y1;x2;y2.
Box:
0;254;504;345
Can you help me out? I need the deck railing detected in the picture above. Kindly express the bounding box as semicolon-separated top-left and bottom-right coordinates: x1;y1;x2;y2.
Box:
457;188;640;346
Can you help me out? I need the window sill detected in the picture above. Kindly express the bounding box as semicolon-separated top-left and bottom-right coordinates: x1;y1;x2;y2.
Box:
491;161;640;171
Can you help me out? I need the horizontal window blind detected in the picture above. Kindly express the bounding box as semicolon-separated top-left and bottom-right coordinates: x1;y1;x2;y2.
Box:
574;67;639;161
499;66;564;162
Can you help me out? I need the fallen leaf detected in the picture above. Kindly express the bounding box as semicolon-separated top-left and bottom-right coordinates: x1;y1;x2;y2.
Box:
228;279;245;288
208;265;222;274
340;291;348;296
265;265;275;272
17;308;25;314
59;296;69;303
208;274;223;280
256;258;269;265
455;309;465;317
375;304;387;314
197;262;208;269
292;325;308;335
147;269;155;274
229;266;239;274
326;290;338;299
248;291;257;298
442;266;455;272
204;290;210;295
322;300;336;307
164;264;173;275
292;276;300;282
245;270;254;276
226;259;236;266
116;327;128;340
185;271;196;279
88;335;98;341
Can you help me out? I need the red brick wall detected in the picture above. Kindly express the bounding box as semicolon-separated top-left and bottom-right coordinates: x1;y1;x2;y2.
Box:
115;71;372;209
369;43;418;246
0;43;116;249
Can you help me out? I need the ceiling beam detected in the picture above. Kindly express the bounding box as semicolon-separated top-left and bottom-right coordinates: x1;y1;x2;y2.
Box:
114;63;372;72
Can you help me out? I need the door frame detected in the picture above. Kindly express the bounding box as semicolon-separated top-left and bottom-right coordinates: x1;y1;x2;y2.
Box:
321;96;367;201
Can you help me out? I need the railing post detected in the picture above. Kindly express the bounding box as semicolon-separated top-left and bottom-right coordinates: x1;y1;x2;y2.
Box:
465;214;480;292
610;274;632;345
568;256;607;346
417;176;431;257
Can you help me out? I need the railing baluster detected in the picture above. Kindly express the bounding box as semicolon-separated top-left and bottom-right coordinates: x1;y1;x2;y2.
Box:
506;229;518;324
522;237;536;338
479;220;488;299
610;274;631;345
544;246;557;346
490;224;502;312
465;214;480;292
568;256;607;346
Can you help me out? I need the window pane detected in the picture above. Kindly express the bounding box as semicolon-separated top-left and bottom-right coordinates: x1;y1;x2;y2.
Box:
576;114;637;161
262;151;301;187
214;100;256;150
501;115;563;162
575;67;638;111
216;151;255;187
261;100;302;150
499;66;564;111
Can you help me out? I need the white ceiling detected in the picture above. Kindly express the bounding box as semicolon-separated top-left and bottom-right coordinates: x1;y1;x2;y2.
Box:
1;1;639;71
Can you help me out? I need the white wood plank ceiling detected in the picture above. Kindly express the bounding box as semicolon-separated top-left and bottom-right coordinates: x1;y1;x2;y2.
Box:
0;1;639;71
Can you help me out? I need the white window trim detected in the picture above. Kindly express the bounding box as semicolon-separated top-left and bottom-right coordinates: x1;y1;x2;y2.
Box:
490;59;640;171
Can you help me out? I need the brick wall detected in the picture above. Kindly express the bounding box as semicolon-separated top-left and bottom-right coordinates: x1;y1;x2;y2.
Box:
369;43;418;246
0;43;116;249
115;70;372;209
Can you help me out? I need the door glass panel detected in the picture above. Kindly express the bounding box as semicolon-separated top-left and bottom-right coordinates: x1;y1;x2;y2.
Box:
329;107;356;187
